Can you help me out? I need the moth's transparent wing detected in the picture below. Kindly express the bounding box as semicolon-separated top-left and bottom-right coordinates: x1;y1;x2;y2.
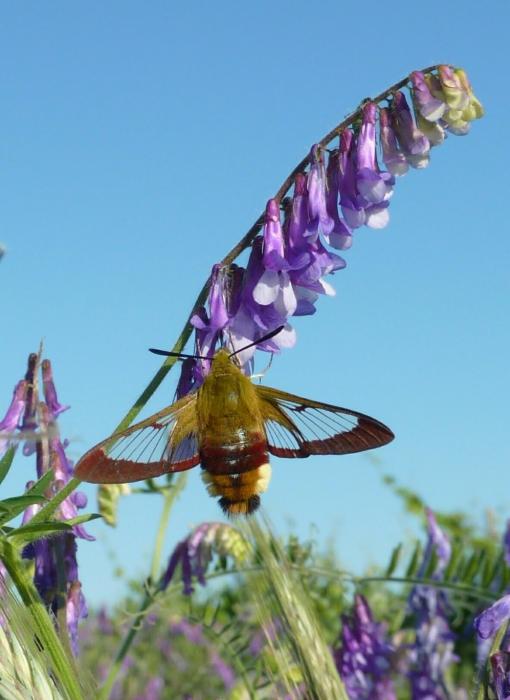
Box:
256;386;394;458
74;394;200;483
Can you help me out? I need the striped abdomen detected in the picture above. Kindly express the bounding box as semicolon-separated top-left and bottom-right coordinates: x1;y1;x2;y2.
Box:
200;437;271;516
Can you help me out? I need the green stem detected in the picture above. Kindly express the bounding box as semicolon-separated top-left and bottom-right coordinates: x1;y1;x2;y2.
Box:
150;475;187;582
0;541;83;700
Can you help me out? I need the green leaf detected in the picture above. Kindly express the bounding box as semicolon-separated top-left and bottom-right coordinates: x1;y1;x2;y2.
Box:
385;543;403;577
25;471;54;498
422;549;438;579
0;495;47;525
444;542;463;581
0;446;16;486
63;513;102;527
405;541;422;578
7;521;72;545
459;550;481;584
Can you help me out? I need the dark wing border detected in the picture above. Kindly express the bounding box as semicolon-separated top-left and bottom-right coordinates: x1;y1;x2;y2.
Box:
256;386;394;458
75;394;200;483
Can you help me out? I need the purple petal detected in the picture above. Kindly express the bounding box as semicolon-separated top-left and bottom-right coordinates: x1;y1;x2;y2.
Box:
307;144;334;237
379;108;409;177
0;380;28;457
262;199;287;271
391;91;430;169
410;70;447;122
475;595;510;640
42;359;70;419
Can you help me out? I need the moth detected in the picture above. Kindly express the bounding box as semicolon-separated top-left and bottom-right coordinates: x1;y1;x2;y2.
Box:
75;332;394;516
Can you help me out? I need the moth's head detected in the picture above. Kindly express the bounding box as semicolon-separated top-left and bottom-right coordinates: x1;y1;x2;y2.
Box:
211;348;235;369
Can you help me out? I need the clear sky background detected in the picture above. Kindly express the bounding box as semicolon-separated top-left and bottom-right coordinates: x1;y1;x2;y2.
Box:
1;2;509;605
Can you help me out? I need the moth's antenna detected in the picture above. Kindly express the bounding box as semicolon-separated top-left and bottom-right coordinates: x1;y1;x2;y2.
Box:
229;326;284;358
148;348;211;361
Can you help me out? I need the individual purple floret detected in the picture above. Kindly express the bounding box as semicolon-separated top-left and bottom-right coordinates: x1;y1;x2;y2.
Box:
390;91;430;169
379;108;409;177
410;71;446;122
325;151;352;251
229;238;296;365
191;263;230;366
356;102;394;206
42;359;69;418
253;200;298;316
306;144;335;238
334;594;397;700
0;380;28;458
338;129;390;230
475;595;510;640
491;651;510;700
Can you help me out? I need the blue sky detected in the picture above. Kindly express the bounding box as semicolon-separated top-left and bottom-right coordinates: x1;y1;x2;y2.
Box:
1;2;509;605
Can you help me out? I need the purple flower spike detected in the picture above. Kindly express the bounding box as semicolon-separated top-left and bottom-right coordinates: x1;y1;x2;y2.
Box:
356;102;394;205
42;359;69;419
475;595;510;640
407;509;456;693
334;594;396;700
379;108;409;176
410;71;446;122
162;523;220;595
491;651;510;700
0;380;28;458
391;91;430;169
307;144;335;238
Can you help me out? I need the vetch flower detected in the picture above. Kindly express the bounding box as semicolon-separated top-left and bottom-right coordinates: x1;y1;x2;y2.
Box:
306;144;335;238
334;594;397;700
252;200;298;317
390;91;430;169
338;128;390;229
0;380;28;458
162;522;249;595
491;651;510;700
356;102;394;205
18;354;90;655
325;151;352;250
407;509;457;697
41;359;69;418
475;595;510;640
379;108;409;177
410;71;446;122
